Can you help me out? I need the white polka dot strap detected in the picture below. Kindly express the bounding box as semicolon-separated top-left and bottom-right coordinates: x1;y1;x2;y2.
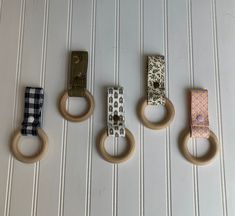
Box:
107;86;125;137
21;87;44;136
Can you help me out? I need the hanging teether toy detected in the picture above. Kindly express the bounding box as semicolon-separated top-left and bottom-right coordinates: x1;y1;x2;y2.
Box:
180;89;219;165
11;87;48;163
138;55;175;129
97;86;135;163
59;51;95;122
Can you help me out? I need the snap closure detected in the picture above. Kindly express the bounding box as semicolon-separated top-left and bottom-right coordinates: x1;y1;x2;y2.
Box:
28;116;35;123
113;114;120;124
196;114;204;123
153;81;159;89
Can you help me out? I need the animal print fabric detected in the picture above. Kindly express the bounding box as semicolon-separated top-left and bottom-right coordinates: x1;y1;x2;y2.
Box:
190;89;210;138
107;87;125;137
147;55;166;106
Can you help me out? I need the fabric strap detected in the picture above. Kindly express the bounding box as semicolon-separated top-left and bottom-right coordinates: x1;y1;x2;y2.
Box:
147;55;166;105
190;89;209;138
68;51;88;97
107;87;125;137
21;87;44;136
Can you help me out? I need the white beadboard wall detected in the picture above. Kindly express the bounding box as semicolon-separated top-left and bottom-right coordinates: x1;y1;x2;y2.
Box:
0;0;234;216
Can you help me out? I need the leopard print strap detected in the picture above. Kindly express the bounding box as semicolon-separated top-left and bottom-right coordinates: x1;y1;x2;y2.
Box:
107;86;125;137
147;55;166;106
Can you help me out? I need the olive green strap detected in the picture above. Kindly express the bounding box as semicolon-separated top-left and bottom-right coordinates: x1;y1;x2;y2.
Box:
68;51;88;97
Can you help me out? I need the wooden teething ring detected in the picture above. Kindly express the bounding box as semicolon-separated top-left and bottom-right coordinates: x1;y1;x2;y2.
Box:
97;128;135;164
138;97;175;130
180;128;219;165
59;89;95;122
11;128;48;163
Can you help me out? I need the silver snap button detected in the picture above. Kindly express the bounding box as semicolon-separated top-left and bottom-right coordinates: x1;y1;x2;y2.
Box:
28;116;34;123
196;114;204;123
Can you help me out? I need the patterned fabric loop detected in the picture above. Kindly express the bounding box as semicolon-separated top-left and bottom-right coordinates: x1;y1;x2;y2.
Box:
107;87;125;137
21;87;44;136
147;55;166;106
190;89;209;138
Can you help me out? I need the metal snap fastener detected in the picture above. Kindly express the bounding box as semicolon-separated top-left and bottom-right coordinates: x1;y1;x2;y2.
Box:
73;55;80;64
196;114;204;123
28;116;34;123
113;115;120;124
153;81;159;88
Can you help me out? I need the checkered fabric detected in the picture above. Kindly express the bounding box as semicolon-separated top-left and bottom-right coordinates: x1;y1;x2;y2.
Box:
21;87;44;136
190;89;209;138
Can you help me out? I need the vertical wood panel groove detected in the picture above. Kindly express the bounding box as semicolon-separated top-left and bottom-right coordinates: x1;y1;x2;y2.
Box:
4;0;26;215
4;158;14;216
114;0;120;84
58;120;68;216
163;0;172;214
40;0;49;88
139;0;144;215
193;166;199;216
211;0;228;215
187;0;194;85
113;1;120;216
58;0;72;215
31;165;39;216
85;0;97;215
31;0;50;215
186;0;199;216
0;0;3;23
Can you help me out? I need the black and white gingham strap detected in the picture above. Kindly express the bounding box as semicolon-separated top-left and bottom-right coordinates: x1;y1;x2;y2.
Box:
21;87;44;136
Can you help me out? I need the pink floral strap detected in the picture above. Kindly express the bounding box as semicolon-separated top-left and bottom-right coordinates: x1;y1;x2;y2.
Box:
190;89;209;138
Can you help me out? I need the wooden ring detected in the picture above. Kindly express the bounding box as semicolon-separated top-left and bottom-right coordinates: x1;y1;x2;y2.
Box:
59;89;95;122
97;128;135;164
138;97;175;130
11;128;48;163
180;129;219;165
